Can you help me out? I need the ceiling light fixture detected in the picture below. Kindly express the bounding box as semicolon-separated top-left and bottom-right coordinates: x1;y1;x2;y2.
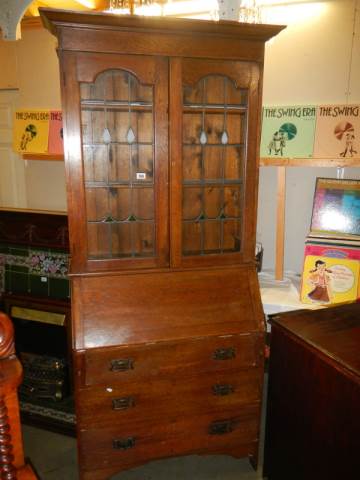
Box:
109;0;167;15
239;0;262;23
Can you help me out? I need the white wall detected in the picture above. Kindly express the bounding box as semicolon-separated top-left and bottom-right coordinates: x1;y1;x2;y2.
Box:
258;0;360;273
16;27;67;211
0;26;67;212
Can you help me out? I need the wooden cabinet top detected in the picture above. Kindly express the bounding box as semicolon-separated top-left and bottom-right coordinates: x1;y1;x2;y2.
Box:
40;8;284;41
271;303;360;379
39;8;284;61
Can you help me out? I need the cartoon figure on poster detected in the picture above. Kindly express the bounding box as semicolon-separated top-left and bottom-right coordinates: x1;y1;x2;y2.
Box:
20;124;37;151
267;123;297;156
334;121;358;158
307;259;333;303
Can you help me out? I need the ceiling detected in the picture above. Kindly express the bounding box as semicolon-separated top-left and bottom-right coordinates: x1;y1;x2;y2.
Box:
24;1;108;17
22;0;218;21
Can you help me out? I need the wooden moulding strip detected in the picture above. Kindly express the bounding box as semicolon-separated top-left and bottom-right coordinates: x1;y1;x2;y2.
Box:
22;153;64;161
260;157;360;167
275;166;286;281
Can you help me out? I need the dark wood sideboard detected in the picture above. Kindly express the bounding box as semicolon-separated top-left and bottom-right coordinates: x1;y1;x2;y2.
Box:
263;302;360;480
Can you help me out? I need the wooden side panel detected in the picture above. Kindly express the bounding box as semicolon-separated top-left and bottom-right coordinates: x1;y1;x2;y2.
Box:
264;320;360;479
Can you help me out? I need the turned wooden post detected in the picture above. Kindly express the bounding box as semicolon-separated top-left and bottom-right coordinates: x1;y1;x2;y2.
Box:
0;312;37;480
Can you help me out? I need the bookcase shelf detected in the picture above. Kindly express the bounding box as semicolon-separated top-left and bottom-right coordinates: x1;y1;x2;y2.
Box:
260;157;360;167
22;153;64;161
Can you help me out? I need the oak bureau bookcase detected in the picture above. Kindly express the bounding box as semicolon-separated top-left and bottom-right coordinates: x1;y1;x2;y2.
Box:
40;8;283;480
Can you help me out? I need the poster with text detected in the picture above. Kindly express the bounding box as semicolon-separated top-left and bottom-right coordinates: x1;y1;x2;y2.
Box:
260;105;316;159
13;110;49;154
313;104;360;159
48;110;64;155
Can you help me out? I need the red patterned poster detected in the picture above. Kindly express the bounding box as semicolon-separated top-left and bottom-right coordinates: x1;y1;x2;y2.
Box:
313;104;360;159
48;110;64;155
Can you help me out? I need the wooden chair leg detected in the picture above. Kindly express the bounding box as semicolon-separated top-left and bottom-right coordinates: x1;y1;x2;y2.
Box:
0;312;38;480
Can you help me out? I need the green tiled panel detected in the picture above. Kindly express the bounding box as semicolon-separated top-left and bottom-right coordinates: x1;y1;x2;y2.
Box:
9;247;29;257
0;244;9;254
49;278;70;299
9;272;29;294
10;265;29;273
49;248;68;255
29;274;49;297
1;242;70;299
5;271;10;290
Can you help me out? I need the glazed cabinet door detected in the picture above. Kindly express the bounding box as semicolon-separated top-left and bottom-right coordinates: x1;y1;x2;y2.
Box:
170;58;261;268
61;53;169;273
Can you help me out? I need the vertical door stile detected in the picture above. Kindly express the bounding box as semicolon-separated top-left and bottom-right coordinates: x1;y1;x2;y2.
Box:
169;58;183;268
62;51;88;274
242;64;261;264
154;56;170;267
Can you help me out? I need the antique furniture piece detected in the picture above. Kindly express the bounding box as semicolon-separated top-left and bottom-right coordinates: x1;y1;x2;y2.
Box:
264;303;360;480
0;311;38;479
41;9;283;479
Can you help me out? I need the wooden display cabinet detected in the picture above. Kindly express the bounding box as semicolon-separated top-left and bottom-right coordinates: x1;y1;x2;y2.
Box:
40;9;284;480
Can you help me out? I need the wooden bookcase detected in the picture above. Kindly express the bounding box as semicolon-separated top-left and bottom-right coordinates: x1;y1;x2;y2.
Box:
41;9;284;480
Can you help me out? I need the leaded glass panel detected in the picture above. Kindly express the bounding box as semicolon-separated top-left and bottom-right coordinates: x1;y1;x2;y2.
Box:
182;75;247;256
81;69;155;259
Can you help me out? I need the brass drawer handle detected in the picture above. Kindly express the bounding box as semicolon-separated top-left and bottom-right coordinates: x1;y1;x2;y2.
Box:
112;396;135;410
112;437;136;450
213;347;236;360
212;384;234;396
110;358;134;372
209;420;234;435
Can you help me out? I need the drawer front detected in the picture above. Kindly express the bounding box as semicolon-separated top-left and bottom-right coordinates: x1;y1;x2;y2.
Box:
78;406;259;471
77;368;262;428
83;333;261;386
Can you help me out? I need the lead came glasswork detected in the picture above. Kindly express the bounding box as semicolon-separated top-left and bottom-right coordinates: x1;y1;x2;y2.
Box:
221;77;229;145
221;130;229;145
199;130;208;145
80;69;155;260
126;127;136;144
182;75;248;256
102;127;112;144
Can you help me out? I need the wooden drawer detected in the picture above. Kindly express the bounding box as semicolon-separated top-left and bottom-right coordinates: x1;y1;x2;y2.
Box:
78;405;260;471
77;368;262;428
81;333;261;387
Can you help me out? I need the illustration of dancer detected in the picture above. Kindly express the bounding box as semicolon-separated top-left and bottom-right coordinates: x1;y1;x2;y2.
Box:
307;259;333;303
340;132;357;157
268;131;282;155
279;131;286;155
